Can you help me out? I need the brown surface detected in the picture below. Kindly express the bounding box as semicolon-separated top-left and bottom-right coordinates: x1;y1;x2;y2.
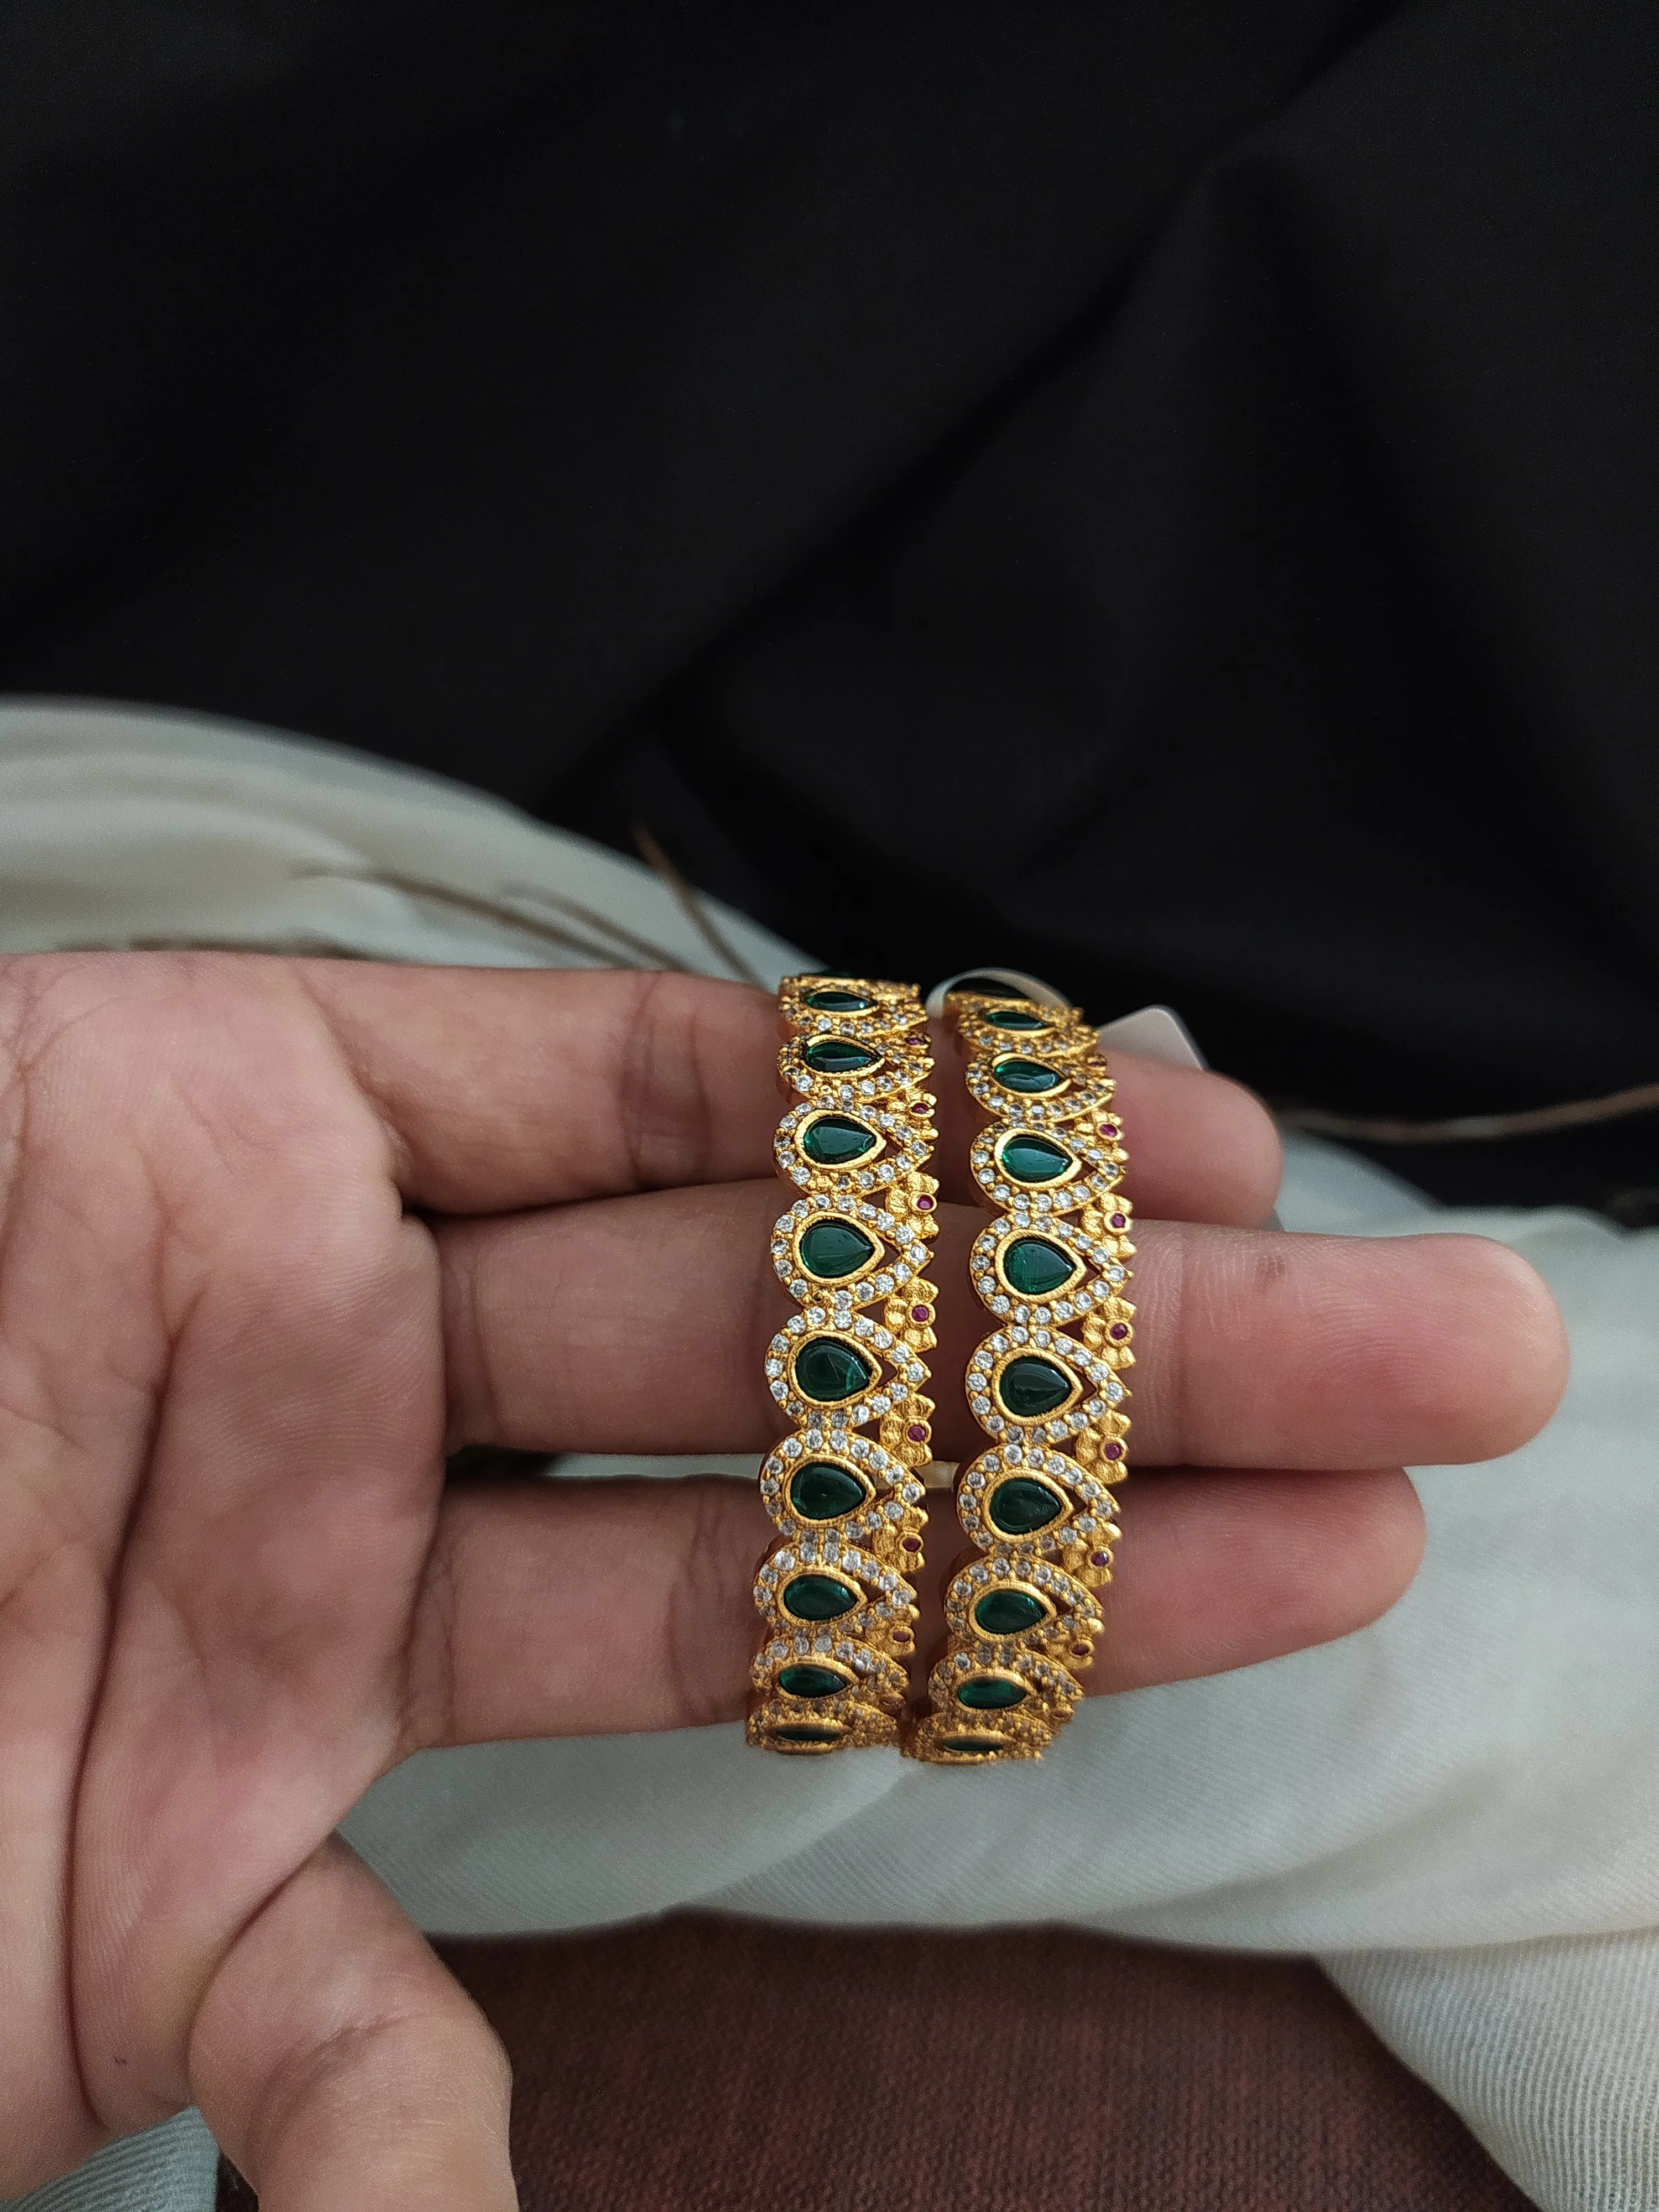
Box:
217;1915;1536;2209
407;1916;1535;2212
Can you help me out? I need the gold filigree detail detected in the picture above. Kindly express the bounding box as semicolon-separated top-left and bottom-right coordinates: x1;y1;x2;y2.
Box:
749;977;940;1754
907;988;1133;1766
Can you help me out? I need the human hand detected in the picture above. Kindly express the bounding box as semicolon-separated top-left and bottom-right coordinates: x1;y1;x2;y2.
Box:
0;955;1567;2208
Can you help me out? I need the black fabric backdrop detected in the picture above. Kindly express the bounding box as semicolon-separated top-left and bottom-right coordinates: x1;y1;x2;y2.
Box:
2;1;1655;1208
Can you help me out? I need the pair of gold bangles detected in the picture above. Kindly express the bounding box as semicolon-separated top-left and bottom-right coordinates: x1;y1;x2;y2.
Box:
749;973;1134;1766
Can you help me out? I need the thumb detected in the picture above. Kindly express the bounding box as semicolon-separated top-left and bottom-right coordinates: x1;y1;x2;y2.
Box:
188;1838;516;2212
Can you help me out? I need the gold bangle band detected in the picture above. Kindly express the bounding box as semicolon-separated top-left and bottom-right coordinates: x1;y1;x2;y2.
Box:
907;986;1133;1765
748;975;941;1755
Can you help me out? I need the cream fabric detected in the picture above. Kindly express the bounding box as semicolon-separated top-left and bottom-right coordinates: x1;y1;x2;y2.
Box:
4;698;1658;2212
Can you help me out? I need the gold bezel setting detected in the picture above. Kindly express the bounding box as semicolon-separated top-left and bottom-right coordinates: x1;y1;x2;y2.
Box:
752;1640;910;1709
775;1094;935;1192
783;1327;889;1409
942;1557;1102;1651
953;1443;1120;1579
776;1564;868;1624
793;1105;888;1170
758;1432;926;1562
982;1468;1072;1538
964;1046;1112;1121
772;1452;875;1524
781;1208;885;1292
771;1194;936;1310
931;1647;1083;1714
779;1027;932;1103
982;1344;1086;1428
989;1229;1084;1304
975;1217;1132;1320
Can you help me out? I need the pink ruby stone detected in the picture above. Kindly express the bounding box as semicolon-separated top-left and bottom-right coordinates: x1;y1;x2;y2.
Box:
1100;1122;1119;1137
1109;1323;1129;1340
915;1194;934;1211
1071;1642;1093;1658
901;1536;922;1553
911;1303;932;1322
1104;1442;1123;1460
1090;1550;1112;1567
1109;1212;1127;1228
906;1422;928;1443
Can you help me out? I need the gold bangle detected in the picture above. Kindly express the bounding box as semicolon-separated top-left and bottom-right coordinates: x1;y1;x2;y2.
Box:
907;987;1133;1765
747;975;941;1754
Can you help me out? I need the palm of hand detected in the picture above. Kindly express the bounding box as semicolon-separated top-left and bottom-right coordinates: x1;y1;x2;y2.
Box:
0;954;1566;2210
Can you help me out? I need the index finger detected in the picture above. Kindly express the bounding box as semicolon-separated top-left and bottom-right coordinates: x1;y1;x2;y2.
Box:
294;962;1282;1222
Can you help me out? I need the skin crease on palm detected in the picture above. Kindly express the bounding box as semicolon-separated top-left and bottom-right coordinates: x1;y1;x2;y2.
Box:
0;954;1568;2211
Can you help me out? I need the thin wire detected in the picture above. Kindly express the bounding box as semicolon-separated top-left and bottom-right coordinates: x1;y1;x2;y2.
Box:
290;867;692;970
630;820;766;987
1280;1079;1659;1145
496;879;712;971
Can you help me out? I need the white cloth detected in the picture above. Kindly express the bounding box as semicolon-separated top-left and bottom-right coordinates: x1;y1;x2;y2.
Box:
3;698;1658;2212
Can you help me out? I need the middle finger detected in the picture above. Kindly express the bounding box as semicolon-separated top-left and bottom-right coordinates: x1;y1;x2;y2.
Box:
439;1185;1564;1470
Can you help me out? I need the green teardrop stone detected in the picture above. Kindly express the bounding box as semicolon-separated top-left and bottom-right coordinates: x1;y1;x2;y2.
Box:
782;1573;860;1621
804;1036;879;1074
771;1724;844;1746
788;1462;868;1520
999;1133;1073;1183
778;1663;849;1700
797;1219;877;1279
951;977;1032;999
973;1587;1048;1635
804;988;872;1011
941;1734;1007;1756
984;1009;1048;1031
1000;1236;1078;1298
956;1676;1029;1710
994;1057;1062;1093
996;1355;1074;1418
988;1477;1065;1535
801;1114;878;1166
794;1339;874;1402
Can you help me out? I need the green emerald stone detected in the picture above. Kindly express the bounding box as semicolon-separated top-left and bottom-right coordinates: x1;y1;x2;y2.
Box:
999;1132;1073;1183
1001;1235;1077;1298
797;1219;878;1280
778;1663;849;1700
794;1338;873;1403
957;1676;1029;1710
984;1009;1048;1031
941;1734;1006;1756
804;1036;879;1074
801;1114;878;1166
997;1355;1074;1418
788;1461;868;1520
771;1724;844;1746
973;1587;1048;1635
988;1476;1065;1535
782;1573;860;1622
994;1056;1062;1094
804;988;872;1011
951;977;1031;998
